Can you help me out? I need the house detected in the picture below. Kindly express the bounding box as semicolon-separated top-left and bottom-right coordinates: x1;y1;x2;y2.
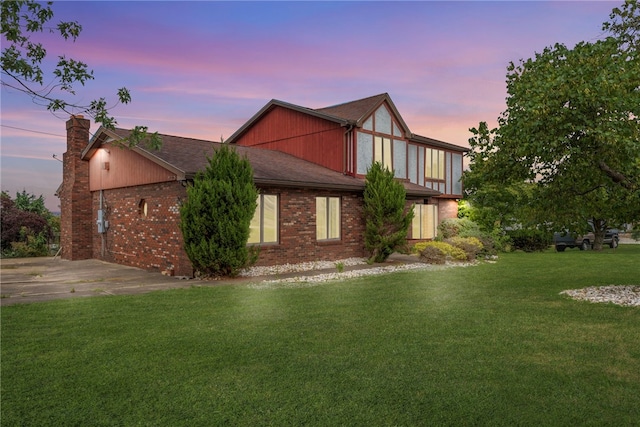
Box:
59;93;468;276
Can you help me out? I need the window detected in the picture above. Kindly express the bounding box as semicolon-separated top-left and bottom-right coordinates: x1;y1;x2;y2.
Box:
393;122;402;137
138;199;148;217
452;153;463;195
357;133;373;175
374;136;393;171
393;139;407;179
363;116;373;131
248;194;278;244
356;106;407;175
425;148;445;180
375;106;392;135
408;144;417;184
412;204;438;239
418;146;425;186
316;196;340;240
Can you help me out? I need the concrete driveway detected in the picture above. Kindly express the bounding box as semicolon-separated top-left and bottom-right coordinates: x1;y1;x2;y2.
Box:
0;254;421;306
0;257;207;306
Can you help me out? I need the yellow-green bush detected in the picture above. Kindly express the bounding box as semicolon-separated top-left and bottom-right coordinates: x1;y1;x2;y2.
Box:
445;236;484;261
417;241;467;264
412;241;429;253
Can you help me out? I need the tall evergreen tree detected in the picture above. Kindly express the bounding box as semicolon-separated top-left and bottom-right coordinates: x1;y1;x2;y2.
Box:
179;145;258;276
364;162;414;263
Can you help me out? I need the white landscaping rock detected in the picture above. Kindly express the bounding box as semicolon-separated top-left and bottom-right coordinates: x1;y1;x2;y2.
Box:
244;258;474;289
560;285;640;307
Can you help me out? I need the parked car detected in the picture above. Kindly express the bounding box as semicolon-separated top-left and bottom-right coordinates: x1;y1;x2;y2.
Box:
553;229;619;252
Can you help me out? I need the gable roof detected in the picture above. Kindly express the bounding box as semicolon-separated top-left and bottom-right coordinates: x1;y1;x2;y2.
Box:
315;93;412;135
83;127;440;198
225;93;467;152
315;93;388;121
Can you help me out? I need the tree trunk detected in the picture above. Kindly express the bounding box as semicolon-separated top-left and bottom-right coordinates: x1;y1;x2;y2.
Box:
592;219;607;251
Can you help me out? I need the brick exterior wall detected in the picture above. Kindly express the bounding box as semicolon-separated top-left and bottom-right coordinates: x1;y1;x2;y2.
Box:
437;198;459;222
91;184;367;276
60;116;93;260
251;187;367;266
92;182;192;277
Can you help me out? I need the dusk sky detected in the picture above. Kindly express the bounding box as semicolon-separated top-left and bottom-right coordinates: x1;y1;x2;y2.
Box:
1;1;619;211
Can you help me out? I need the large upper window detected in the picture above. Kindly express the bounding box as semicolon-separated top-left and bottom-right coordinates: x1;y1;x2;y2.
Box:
353;105;464;197
412;204;438;239
423;149;464;195
393;139;407;179
357;105;404;175
450;153;463;195
425;148;445;180
248;194;278;244
316;196;340;240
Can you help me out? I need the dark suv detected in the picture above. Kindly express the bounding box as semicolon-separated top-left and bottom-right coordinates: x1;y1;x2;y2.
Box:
553;229;619;252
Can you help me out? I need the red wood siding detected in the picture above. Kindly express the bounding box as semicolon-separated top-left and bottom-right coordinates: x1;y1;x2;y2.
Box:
234;106;345;173
89;144;177;191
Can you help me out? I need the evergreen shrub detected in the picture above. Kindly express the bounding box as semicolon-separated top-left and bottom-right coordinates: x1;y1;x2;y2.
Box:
363;162;413;263
179;145;258;277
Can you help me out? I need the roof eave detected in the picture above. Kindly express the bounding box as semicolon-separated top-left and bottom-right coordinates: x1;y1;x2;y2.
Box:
81;127;187;181
80;127;121;160
253;178;364;192
404;189;442;198
409;134;470;152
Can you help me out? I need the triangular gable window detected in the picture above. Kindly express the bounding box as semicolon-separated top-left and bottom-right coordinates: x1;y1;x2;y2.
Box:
364;105;404;138
363;116;373;131
393;122;402;137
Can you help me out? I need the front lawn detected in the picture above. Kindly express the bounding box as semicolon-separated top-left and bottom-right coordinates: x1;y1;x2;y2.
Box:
2;246;639;426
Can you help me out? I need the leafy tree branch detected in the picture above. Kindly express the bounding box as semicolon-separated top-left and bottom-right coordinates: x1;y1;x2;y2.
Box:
1;0;160;148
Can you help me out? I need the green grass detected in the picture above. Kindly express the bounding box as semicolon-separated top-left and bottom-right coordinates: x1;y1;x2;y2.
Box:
2;246;639;426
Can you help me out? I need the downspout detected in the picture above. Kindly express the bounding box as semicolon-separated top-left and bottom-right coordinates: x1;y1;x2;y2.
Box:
100;189;105;258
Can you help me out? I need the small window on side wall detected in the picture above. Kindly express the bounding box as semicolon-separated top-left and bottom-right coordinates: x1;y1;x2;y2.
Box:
138;199;148;217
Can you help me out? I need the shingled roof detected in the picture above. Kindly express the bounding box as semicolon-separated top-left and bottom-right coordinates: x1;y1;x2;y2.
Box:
315;93;412;134
315;93;389;122
83;127;439;198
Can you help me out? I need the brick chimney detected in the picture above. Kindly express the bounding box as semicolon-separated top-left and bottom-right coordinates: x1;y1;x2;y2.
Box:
60;115;93;260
